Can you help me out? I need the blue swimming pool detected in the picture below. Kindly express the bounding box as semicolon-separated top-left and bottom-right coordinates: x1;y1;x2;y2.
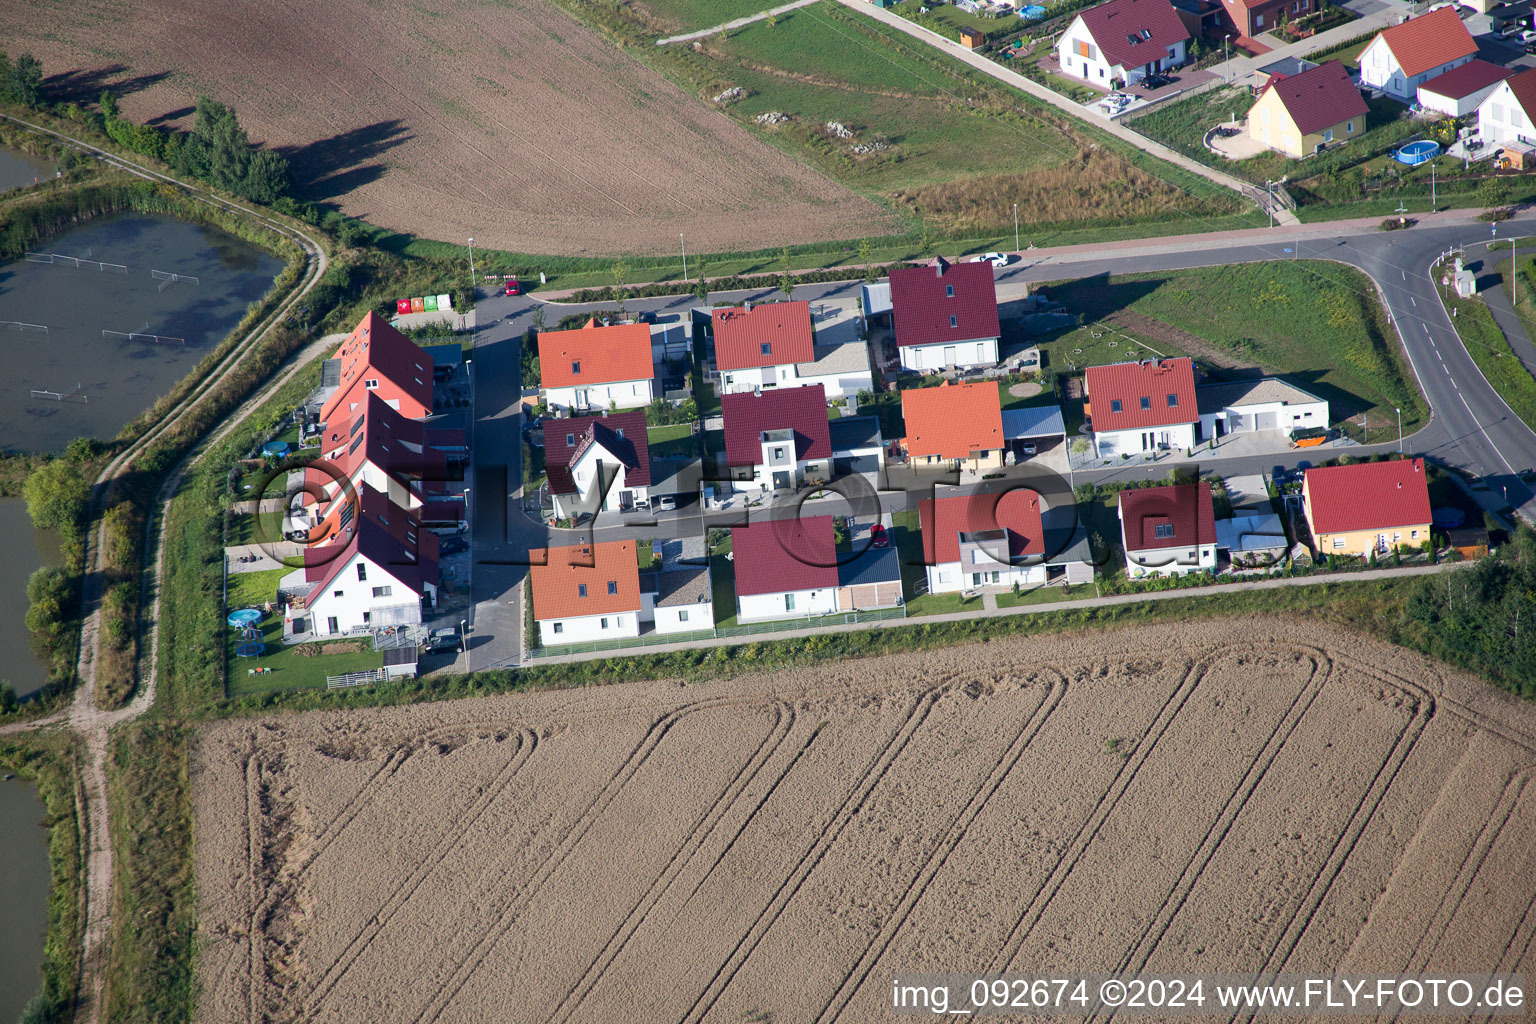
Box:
1394;140;1440;165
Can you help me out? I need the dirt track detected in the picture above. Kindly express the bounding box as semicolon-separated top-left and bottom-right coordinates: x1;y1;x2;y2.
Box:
191;619;1536;1023
3;0;897;255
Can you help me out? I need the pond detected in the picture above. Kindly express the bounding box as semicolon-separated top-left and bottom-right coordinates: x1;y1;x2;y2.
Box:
0;776;50;1022
0;498;63;700
0;146;54;193
0;213;285;452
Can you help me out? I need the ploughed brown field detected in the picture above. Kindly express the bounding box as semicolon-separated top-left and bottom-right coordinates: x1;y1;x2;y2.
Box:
6;0;897;255
191;620;1536;1023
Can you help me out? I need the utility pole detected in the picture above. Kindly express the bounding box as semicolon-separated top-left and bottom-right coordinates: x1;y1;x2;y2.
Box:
1013;203;1020;253
1224;34;1231;84
680;233;689;282
1266;180;1274;227
1396;407;1402;454
1430;160;1436;212
467;238;476;291
1513;236;1518;309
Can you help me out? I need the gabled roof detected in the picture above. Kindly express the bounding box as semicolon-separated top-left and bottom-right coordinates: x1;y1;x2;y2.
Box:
1418;59;1512;100
919;490;1046;565
901;381;1004;460
1076;0;1191;70
712;301;814;371
1304;458;1431;534
1119;482;1216;551
1493;67;1536;123
302;484;439;596
538;320;654;388
1261;60;1367;135
721;384;832;469
313;392;446;491
888;258;1001;349
1085;358;1198;433
528;541;642;619
731;515;838;596
321;311;435;425
1371;7;1476;78
543;410;651;496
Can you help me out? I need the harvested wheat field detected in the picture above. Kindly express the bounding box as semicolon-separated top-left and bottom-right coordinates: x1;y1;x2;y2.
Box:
192;619;1536;1023
3;0;897;255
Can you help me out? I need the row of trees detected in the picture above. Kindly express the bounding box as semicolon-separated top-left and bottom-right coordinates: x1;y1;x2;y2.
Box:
0;51;44;108
98;92;291;203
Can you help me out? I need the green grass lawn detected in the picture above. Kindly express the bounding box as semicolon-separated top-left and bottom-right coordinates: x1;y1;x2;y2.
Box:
226;508;283;547
647;422;698;459
1440;282;1536;434
890;1;1018;43
1037;261;1427;441
224;567;385;694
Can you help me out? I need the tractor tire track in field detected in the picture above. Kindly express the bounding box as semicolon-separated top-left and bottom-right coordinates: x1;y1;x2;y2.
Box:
1230;659;1435;1024
679;682;955;1024
408;694;787;1024
543;700;798;1024
300;727;540;1015
1097;649;1335;1008
816;669;1068;1024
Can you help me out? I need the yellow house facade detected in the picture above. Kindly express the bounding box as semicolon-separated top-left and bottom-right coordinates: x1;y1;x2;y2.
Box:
1246;60;1368;160
1304;519;1432;557
1301;458;1432;558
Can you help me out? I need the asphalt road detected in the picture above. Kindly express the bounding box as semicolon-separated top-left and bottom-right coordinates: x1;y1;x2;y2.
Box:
461;213;1536;665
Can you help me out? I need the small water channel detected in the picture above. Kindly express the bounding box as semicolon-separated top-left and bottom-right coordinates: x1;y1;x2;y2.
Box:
0;213;285;452
0;776;50;1022
0;146;54;194
0;498;63;700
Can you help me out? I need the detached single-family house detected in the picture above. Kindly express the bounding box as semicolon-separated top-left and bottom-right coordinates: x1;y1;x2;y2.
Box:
919;490;1088;593
281;485;440;637
1056;0;1189;89
1195;378;1329;440
731;516;840;622
1250;56;1317;93
319;311;435;426
529;541;643;645
901;381;1005;472
1302;458;1431;557
544;410;652;517
1118;482;1217;578
888;258;1000;372
538;319;655;414
1247;60;1368;159
1219;0;1312;40
1084;358;1199;457
712;301;815;395
1418;60;1513;118
1477;68;1536;151
721;383;832;492
1358;8;1477;103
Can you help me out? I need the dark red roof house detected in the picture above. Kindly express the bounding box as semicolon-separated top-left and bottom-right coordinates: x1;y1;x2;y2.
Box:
1118;482;1216;576
296;483;440;608
1084;358;1198;455
918;490;1047;566
321;311;435;426
887;258;1000;369
1262;60;1368;136
543;409;652;498
721;384;832;471
1073;0;1192;76
731;515;839;598
712;301;815;371
304;393;448;514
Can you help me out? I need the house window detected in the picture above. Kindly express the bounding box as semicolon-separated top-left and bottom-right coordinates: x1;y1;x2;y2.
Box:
679;609;689;622
1392;532;1401;542
1346;121;1354;134
632;384;640;395
364;379;379;389
357;563;367;581
785;593;796;610
567;433;576;446
600;617;609;629
1332;538;1345;549
760;342;772;356
607;580;618;595
578;583;588;597
1166;393;1179;407
572;360;581;375
1154;524;1174;539
615;615;623;627
1323;128;1333;143
372;586;392;597
949;315;958;327
1140;396;1152;410
773;447;785;459
1111;399;1123;413
362;612;371;624
333;589;344;598
553;622;563;634
945;285;955;297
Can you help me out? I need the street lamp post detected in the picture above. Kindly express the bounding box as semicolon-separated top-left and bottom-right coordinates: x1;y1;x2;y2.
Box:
680;233;689;282
1223;35;1231;84
1513;237;1518;309
1430;160;1436;212
1396;407;1402;454
467;237;476;292
1013;202;1020;252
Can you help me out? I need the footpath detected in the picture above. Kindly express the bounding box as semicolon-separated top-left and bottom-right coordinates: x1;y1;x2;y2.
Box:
657;0;820;44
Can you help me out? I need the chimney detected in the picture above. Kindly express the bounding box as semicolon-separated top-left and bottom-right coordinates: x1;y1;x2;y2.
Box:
743;300;752;313
934;255;949;277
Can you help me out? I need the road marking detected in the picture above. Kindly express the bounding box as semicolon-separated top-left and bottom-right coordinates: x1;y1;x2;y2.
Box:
1410;295;1416;307
1448;375;1456;386
1459;392;1518;475
1402;270;1407;280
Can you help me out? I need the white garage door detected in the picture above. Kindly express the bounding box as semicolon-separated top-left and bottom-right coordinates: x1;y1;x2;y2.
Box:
1254;410;1279;431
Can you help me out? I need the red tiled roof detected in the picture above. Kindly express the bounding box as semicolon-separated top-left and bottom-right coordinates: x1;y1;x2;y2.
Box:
721;384;831;469
1372;8;1476;78
1417;59;1513;100
544;410;652;496
712;301;814;371
888;258;1001;350
315;392;445;491
1077;0;1191;70
302;484;439;597
528;541;641;619
538;320;654;388
901;381;1004;460
1497;67;1536;123
918;490;1046;565
1303;458;1430;534
1266;60;1368;135
731;515;839;597
1084;358;1197;433
1119;482;1216;551
321;311;435;425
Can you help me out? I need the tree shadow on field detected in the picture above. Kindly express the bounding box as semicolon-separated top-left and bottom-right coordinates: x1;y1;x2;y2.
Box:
278;120;414;201
44;65;174;106
146;105;196;126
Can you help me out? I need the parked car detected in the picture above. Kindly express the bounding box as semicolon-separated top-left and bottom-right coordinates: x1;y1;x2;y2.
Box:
869;523;890;548
438;536;469;556
970;252;1012;267
504;278;521;296
424;627;461;654
1518;27;1536;43
655;495;676;511
1021;441;1037;456
1140;73;1171;89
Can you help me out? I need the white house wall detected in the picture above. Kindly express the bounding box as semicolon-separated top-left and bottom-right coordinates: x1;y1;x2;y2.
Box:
719;364;799;395
654;602;710;633
898;338;998;373
1092;421;1197;457
538;609;641;645
1478;81;1536;149
303;554;429;635
1124;543;1217;578
795;368;874;400
543;378;654;414
553;447;649;516
1056;16;1116;85
737;587;837;622
926;560;1045;594
1198;398;1328;438
1361;37;1472;100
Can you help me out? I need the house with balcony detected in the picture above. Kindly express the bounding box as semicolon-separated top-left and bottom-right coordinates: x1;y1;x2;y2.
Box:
1477;68;1536;151
1084;358;1199;457
538;319;655;414
712;300;816;395
919;490;1094;593
721;384;832;492
888;257;1000;372
1118;482;1217;578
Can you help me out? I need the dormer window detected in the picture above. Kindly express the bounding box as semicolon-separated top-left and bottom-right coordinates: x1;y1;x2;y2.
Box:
365;378;379;389
945;285;954;297
1140;396;1152;410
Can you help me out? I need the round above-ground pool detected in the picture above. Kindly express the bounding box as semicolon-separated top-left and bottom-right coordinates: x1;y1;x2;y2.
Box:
1019;4;1047;16
1432;506;1467;528
1395;140;1440;165
228;608;262;627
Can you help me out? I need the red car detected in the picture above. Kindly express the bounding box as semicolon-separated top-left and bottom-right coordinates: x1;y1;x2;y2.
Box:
505;278;521;296
869;523;890;549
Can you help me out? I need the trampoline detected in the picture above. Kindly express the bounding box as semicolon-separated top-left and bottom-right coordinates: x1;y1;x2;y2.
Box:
236;642;266;657
227;608;262;627
1394;140;1440;166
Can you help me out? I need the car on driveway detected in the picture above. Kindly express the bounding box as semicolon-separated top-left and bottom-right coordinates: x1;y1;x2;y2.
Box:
969;252;1012;267
438;535;469;556
1519;28;1536;43
655;495;676;511
424;627;462;654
